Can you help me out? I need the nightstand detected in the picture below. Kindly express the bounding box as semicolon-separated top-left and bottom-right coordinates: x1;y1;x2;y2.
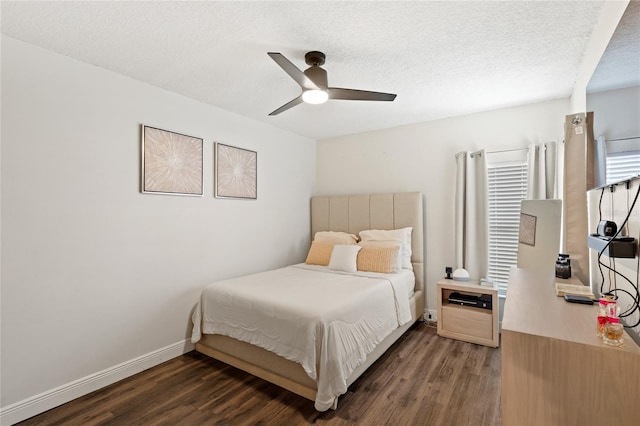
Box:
436;278;499;347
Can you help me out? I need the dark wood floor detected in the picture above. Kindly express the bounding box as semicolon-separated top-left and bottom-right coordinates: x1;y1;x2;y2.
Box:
18;323;501;425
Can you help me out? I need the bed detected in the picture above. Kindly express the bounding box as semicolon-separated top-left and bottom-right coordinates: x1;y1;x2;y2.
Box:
191;192;425;410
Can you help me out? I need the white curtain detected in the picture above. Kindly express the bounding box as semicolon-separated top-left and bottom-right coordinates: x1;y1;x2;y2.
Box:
455;150;488;280
527;141;559;200
594;136;607;187
562;112;593;285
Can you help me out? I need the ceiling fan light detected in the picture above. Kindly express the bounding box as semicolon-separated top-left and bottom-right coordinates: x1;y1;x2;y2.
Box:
302;89;328;104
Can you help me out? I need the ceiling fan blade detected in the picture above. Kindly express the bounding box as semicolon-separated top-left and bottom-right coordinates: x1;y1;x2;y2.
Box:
268;52;319;90
268;96;303;116
328;88;397;102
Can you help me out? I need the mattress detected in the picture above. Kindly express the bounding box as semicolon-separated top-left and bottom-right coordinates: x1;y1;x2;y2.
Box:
191;264;413;410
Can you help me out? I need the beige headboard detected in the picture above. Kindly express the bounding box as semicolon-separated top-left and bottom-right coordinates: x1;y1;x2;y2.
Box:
310;192;424;293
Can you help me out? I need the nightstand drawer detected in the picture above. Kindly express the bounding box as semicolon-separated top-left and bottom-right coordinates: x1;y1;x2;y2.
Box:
441;305;493;340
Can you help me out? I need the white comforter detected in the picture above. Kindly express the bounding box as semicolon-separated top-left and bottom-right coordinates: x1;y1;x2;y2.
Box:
191;263;413;411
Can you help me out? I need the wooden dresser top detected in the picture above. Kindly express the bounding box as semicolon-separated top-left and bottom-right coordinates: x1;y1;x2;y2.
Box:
502;267;640;354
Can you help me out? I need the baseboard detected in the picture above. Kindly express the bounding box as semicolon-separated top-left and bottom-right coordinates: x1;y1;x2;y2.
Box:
0;339;194;426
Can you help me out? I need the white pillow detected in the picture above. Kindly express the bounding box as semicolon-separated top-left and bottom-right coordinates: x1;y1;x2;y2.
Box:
314;231;358;245
328;244;362;273
359;227;413;270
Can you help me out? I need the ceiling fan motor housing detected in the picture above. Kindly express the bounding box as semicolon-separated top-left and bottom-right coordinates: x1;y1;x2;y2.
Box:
304;51;326;66
304;66;328;88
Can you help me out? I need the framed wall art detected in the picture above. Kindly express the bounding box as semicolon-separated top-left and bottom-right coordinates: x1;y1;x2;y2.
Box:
141;125;203;196
215;143;257;199
519;213;537;246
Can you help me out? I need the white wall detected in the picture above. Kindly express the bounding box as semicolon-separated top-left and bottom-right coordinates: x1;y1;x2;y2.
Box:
588;179;640;344
570;0;629;113
316;98;570;316
0;36;315;416
588;85;640;141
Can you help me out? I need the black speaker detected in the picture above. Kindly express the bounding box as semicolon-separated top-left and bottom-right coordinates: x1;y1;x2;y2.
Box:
445;266;452;279
597;220;617;237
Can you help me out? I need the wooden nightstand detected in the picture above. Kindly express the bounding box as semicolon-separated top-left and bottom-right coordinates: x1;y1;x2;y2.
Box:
436;279;499;347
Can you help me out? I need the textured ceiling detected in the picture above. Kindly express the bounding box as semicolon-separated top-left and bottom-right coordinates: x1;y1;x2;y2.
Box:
588;0;640;93
1;1;608;140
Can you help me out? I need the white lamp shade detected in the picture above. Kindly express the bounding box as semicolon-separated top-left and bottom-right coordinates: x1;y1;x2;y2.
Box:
452;268;470;281
302;89;329;104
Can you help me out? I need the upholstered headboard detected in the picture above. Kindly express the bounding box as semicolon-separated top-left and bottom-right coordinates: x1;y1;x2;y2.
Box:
310;192;424;294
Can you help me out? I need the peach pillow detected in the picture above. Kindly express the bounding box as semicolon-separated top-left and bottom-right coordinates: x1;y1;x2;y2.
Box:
305;241;334;266
357;245;401;273
358;241;403;271
359;227;413;270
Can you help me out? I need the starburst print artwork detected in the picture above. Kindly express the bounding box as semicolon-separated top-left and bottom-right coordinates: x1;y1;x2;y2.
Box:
142;126;203;196
215;144;257;199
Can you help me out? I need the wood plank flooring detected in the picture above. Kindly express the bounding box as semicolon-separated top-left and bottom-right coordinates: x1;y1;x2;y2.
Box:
17;323;501;425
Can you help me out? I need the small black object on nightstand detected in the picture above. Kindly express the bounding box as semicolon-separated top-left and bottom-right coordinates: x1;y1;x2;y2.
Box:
445;266;452;279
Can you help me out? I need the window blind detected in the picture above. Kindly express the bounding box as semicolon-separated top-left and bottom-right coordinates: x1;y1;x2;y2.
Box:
606;150;640;183
487;163;528;296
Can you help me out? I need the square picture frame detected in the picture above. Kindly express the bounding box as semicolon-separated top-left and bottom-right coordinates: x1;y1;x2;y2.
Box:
519;213;537;246
141;125;203;196
215;143;257;199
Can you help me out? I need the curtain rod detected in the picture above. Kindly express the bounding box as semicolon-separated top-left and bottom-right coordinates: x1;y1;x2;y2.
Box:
608;136;640;142
468;142;555;158
470;147;529;158
487;147;529;155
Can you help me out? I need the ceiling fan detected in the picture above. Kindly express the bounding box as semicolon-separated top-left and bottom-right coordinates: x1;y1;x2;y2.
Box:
267;51;397;116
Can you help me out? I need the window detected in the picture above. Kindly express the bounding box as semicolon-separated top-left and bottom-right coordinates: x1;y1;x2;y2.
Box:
606;150;640;183
605;137;640;183
487;162;528;296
